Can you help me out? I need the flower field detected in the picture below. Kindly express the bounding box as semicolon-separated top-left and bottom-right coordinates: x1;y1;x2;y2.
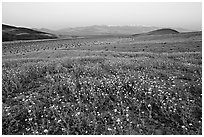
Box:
2;32;202;135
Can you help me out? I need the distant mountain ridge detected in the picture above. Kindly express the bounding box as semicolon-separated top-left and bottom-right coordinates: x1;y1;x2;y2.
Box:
2;24;192;42
36;25;191;36
2;24;57;42
40;25;158;36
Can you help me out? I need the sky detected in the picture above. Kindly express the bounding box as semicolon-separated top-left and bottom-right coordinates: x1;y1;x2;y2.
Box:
2;2;202;31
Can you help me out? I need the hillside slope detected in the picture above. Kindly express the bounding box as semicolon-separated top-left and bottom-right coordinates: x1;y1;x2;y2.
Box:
2;24;58;42
147;28;179;35
132;28;180;37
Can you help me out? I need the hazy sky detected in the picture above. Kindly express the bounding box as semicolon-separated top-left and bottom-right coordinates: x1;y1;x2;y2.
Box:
2;2;202;30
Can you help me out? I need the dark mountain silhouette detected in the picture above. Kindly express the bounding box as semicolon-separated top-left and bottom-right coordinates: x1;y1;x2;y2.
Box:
147;28;179;35
132;28;180;37
2;24;58;42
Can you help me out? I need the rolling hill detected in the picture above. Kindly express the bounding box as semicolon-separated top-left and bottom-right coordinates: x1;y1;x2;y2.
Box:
2;24;58;42
132;28;180;37
147;28;179;35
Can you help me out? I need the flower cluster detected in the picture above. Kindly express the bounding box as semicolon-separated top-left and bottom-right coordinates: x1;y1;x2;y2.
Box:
2;53;202;135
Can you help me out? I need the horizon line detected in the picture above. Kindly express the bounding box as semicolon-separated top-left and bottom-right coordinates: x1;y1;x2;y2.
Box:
2;23;199;32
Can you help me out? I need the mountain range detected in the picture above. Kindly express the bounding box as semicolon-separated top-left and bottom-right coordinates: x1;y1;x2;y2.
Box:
2;24;192;42
36;25;191;37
